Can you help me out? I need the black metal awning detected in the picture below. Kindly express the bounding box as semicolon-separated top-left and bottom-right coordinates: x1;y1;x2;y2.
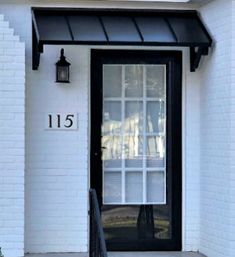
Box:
32;8;212;71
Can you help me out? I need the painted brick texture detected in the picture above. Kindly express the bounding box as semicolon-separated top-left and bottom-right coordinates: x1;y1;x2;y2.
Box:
183;67;201;251
0;0;202;254
199;1;233;257
25;45;89;253
230;1;235;256
0;14;25;257
0;0;229;256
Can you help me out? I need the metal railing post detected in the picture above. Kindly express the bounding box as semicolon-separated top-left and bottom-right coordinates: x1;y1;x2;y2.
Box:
89;189;108;257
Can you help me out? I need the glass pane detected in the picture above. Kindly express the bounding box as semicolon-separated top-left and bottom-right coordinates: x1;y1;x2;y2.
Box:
125;65;143;97
102;136;122;168
103;65;122;98
125;136;143;167
147;101;165;133
125;172;143;203
102;205;171;242
57;66;69;81
125;101;143;133
147;171;165;203
146;65;165;98
146;136;165;168
104;172;121;203
103;101;121;134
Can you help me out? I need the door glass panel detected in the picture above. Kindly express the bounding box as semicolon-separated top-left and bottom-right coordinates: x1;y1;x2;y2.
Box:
104;172;122;203
146;65;165;98
125;172;143;203
147;101;165;133
125;101;143;133
125;65;143;97
102;205;171;241
125;136;143;167
102;136;122;168
146;136;165;168
102;64;166;205
103;101;121;134
147;171;165;203
103;65;122;97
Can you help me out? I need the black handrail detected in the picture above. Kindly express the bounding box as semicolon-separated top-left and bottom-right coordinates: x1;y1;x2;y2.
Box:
89;189;108;257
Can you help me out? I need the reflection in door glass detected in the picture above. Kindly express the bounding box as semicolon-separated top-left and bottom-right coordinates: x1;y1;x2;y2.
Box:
147;101;165;133
104;172;122;203
102;64;166;205
124;136;143;168
102;63;171;243
103;101;122;134
147;171;165;202
125;172;143;203
147;136;165;168
125;101;143;133
103;65;122;97
146;66;165;98
102;205;171;241
102;136;122;168
125;65;143;97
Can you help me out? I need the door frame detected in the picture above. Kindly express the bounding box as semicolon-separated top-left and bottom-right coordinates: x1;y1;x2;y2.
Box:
90;49;182;251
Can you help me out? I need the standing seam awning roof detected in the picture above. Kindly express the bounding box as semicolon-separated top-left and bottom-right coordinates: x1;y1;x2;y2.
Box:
32;8;212;71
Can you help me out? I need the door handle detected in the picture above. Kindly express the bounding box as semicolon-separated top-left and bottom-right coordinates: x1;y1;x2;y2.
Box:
94;147;106;156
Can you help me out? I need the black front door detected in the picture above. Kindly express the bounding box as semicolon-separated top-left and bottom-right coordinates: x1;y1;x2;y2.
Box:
90;50;182;251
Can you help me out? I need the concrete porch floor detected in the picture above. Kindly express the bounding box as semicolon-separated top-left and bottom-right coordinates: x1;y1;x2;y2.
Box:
25;252;206;257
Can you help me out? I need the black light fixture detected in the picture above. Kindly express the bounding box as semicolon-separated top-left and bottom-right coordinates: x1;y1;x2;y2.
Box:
55;48;71;83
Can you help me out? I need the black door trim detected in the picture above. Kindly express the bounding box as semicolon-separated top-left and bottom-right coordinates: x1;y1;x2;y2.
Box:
90;49;182;251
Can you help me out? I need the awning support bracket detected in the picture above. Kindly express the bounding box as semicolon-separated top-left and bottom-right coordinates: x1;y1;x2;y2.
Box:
32;32;44;70
190;46;209;72
32;11;43;70
32;27;40;70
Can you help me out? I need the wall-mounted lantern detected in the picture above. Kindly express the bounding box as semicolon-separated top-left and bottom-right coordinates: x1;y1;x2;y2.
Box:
55;48;71;83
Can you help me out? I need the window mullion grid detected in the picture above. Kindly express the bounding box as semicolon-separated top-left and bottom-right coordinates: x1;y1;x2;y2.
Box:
121;65;125;204
143;66;147;204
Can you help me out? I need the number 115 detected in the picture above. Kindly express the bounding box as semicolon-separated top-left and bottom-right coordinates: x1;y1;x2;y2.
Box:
47;114;77;130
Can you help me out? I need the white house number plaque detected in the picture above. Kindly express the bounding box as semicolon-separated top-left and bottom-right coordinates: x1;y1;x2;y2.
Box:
45;113;78;130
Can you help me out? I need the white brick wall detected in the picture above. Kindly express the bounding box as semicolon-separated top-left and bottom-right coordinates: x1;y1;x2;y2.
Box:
0;14;25;257
0;1;202;254
230;1;235;256
199;1;232;257
0;0;216;255
25;45;89;253
183;64;201;251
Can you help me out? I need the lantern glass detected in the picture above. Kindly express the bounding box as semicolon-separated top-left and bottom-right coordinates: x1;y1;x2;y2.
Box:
57;66;69;82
